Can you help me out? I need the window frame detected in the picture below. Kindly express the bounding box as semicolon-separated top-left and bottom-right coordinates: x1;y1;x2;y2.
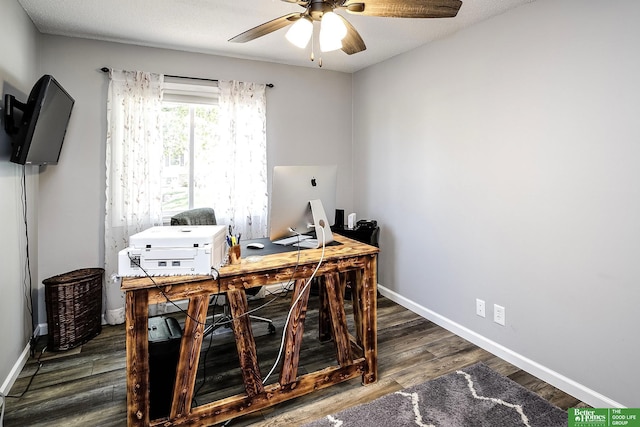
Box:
161;78;221;223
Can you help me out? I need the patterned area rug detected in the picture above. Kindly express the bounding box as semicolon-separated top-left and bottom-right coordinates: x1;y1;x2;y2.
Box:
303;363;567;427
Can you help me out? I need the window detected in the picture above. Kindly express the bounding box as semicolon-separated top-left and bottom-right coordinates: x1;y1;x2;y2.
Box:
159;77;268;237
160;78;221;219
105;71;268;323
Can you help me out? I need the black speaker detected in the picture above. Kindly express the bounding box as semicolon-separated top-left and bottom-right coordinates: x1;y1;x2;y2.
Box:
334;209;344;229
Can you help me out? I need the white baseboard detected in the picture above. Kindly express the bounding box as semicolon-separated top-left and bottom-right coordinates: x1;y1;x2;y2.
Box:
0;344;29;396
377;285;623;409
1;325;42;396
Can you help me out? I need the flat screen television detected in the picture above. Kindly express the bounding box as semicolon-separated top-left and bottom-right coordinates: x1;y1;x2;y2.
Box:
4;74;75;165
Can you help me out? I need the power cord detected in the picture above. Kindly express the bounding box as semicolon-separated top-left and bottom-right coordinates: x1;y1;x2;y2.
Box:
126;254;223;328
219;226;329;426
191;290;223;407
1;166;41;426
125;236;307;330
262;225;326;384
20;166;37;356
127;255;287;329
4;346;47;402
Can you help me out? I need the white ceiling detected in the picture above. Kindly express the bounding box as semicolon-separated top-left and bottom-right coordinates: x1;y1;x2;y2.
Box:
18;0;534;73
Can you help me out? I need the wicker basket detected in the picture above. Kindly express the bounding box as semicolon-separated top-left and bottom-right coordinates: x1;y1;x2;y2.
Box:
43;268;104;351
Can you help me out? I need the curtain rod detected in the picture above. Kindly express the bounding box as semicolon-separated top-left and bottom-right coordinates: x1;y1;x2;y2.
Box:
100;67;274;88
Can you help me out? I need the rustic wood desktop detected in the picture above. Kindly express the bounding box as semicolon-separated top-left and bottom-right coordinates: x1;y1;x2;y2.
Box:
120;234;379;427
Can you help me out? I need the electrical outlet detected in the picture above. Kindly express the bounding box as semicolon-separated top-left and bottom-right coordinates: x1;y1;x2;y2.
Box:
476;299;485;318
494;304;505;326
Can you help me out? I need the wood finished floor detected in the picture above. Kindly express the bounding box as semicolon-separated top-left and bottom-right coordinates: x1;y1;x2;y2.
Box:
4;293;587;426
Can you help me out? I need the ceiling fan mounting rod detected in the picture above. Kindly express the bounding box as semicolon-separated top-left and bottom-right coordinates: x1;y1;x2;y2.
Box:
308;0;337;21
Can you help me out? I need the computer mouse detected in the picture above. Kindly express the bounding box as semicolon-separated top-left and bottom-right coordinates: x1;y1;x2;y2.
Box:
246;242;264;249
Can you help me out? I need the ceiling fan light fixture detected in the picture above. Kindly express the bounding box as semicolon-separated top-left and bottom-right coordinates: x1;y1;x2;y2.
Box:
319;11;347;52
285;17;313;48
321;12;347;40
319;28;342;52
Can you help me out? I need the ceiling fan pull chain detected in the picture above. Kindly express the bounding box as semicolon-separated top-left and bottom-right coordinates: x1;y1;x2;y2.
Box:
310;26;315;62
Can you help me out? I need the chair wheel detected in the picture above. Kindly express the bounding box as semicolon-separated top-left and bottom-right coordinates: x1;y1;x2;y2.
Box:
268;323;276;334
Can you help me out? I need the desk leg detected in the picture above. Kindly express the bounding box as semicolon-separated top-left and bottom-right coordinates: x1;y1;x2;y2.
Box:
279;279;310;385
356;256;378;384
125;289;149;427
317;277;331;343
170;295;208;419
228;288;264;397
324;273;353;366
349;270;363;346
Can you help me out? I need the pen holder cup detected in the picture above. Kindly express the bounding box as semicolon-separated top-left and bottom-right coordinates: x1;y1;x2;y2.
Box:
229;245;241;265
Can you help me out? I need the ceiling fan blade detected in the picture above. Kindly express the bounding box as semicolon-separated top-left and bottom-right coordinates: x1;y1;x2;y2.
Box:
229;13;302;43
338;15;366;55
340;2;365;13
343;0;462;18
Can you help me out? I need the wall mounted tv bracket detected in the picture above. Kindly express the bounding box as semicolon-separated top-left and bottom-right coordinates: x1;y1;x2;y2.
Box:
4;94;27;135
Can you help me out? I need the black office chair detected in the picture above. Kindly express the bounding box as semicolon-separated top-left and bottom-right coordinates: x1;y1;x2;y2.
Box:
170;208;275;335
170;207;217;226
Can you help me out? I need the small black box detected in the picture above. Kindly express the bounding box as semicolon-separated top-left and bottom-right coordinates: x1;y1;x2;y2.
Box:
148;316;182;420
356;219;377;229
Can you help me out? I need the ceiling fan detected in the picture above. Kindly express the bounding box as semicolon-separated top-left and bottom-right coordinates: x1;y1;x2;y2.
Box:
229;0;463;60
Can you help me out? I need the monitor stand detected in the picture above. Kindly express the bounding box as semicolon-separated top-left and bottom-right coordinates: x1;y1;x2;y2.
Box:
300;199;334;249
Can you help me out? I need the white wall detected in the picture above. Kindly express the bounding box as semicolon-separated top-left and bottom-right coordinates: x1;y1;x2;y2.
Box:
353;0;640;407
0;1;40;391
35;36;354;325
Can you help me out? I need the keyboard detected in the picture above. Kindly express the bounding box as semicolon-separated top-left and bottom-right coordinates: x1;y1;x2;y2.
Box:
293;239;319;249
272;235;312;246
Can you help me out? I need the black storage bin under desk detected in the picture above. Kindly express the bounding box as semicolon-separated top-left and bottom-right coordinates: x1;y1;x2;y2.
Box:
148;316;183;420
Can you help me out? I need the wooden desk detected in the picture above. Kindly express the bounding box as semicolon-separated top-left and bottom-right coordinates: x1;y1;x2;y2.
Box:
121;234;379;426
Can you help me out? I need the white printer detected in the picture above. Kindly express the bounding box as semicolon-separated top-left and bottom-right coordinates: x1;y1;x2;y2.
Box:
118;225;227;277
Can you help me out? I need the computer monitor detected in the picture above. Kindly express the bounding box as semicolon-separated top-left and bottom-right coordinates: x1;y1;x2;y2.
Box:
269;165;338;246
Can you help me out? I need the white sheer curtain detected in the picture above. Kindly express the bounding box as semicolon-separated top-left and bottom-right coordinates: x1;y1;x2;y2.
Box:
102;75;266;324
213;80;268;239
104;70;164;325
